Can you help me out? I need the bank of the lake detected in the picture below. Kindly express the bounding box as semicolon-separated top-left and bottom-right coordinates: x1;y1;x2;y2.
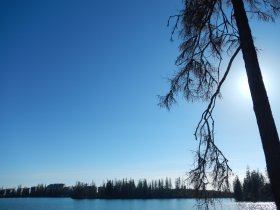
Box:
0;198;277;210
0;178;233;199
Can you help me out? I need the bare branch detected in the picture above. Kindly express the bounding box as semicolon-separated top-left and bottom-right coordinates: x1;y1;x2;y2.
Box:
168;14;182;41
159;0;280;208
189;46;241;194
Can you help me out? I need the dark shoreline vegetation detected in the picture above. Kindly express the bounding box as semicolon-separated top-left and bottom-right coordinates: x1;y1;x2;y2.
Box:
0;177;232;199
233;169;274;202
1;170;273;202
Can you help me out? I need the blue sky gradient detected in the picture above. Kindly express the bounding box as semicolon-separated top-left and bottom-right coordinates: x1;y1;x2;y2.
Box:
1;0;280;188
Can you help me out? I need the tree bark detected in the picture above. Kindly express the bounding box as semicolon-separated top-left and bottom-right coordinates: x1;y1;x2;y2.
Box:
231;0;280;209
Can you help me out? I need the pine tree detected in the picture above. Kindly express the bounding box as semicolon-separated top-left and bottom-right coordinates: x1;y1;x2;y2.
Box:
160;1;280;208
233;176;243;201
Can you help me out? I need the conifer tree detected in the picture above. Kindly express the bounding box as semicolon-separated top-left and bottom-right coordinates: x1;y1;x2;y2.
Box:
160;1;280;208
233;176;243;201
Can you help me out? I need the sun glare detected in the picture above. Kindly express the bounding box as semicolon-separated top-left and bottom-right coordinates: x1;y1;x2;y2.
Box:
238;72;271;98
238;75;251;98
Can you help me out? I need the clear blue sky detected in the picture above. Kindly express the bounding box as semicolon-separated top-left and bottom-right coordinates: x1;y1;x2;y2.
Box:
1;0;280;188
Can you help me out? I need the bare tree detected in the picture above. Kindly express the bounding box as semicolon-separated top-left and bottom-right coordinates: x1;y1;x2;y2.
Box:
159;0;280;209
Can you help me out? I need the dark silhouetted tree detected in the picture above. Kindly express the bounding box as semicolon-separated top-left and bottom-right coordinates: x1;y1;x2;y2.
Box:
237;168;273;202
175;177;181;190
233;176;243;201
246;169;264;201
159;1;280;208
243;169;252;201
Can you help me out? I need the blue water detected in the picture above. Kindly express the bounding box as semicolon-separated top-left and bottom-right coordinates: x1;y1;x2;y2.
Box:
0;198;276;210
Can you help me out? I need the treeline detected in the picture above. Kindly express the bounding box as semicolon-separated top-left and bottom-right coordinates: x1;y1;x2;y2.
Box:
0;177;232;199
0;184;71;198
233;169;274;202
74;178;231;199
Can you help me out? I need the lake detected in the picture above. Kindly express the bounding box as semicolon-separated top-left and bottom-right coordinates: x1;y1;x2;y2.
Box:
0;198;276;210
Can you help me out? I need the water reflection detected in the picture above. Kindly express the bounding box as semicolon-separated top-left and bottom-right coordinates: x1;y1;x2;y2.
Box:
236;202;276;210
0;198;276;210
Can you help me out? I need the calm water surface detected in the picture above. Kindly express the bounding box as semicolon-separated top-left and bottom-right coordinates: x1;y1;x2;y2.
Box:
0;198;276;210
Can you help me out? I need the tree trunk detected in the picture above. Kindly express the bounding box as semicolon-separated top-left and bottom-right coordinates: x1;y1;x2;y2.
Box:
231;0;280;209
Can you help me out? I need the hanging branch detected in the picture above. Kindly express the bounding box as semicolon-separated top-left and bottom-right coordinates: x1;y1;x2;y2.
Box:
159;0;279;198
189;46;241;193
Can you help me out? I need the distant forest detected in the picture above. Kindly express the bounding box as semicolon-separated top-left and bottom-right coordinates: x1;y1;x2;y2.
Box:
1;171;273;201
0;177;232;199
233;169;274;202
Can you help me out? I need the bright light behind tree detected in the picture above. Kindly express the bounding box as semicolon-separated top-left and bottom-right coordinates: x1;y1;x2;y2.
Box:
238;72;271;98
238;74;250;98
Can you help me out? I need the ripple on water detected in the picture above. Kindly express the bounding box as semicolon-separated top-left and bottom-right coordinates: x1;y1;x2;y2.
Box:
236;202;276;210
